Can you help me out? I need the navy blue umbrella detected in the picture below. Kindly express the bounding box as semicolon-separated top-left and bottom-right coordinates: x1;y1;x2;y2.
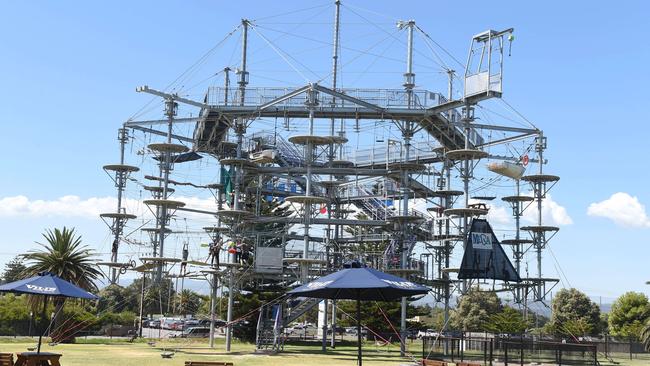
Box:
0;272;98;353
288;267;429;366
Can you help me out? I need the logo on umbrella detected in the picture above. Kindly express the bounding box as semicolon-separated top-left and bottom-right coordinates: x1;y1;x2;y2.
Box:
306;280;333;289
381;279;417;288
26;285;56;293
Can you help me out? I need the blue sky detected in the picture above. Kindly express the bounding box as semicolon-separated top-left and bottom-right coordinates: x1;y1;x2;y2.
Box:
1;1;649;303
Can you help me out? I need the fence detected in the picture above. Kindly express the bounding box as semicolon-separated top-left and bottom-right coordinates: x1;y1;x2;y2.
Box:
422;334;599;366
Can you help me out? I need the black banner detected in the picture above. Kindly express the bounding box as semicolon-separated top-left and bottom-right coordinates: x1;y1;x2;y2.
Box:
458;219;521;282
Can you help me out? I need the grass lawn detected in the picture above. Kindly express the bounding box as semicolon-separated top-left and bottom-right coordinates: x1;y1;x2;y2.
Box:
0;337;419;366
1;338;648;366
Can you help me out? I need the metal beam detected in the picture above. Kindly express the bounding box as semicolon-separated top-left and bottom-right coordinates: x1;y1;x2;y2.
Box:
136;85;209;109
128;125;194;143
449;121;538;134
312;84;386;113
255;167;390;176
477;132;536;149
125;117;201;127
258;84;312;111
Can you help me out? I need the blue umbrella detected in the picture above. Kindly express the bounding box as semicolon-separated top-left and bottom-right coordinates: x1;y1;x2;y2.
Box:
0;272;98;353
288;266;429;366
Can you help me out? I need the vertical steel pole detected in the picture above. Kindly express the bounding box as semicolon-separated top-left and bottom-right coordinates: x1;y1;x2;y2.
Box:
398;19;416;357
226;20;249;353
156;98;176;282
110;127;129;283
138;273;146;338
209;272;218;348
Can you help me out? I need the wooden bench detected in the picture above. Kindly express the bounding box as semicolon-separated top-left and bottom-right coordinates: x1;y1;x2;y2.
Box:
184;362;233;366
0;353;13;366
421;360;446;366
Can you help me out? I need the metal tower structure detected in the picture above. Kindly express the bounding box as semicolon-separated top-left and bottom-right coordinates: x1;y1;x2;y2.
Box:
102;2;562;355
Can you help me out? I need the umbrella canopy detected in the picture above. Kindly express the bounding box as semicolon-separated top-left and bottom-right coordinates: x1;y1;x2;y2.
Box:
0;272;98;299
0;272;98;354
288;267;429;366
288;267;429;301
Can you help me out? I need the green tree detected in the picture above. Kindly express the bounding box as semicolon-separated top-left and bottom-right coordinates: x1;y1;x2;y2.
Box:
484;306;530;334
450;288;502;331
21;227;103;336
336;300;424;337
2;256;26;283
176;289;202;315
608;292;650;340
549;288;602;337
96;284;129;313
641;320;650;351
125;278;176;316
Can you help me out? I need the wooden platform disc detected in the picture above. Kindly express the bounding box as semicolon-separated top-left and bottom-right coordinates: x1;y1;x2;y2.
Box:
285;196;330;205
148;143;189;153
501;239;534;245
288;135;334;146
143;199;186;208
100;212;137;220
446;149;489;161
103;164;140;173
521;225;560;232
444;208;488;217
143;185;175;193
501;195;534;203
521;174;560;183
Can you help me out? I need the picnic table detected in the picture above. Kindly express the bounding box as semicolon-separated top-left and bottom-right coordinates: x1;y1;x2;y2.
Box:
14;352;62;366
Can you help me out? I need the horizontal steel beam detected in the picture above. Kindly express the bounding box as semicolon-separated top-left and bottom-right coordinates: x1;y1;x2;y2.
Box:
125;117;201;127
128;125;194;143
256;167;390;176
449;121;538;134
205;105;426;120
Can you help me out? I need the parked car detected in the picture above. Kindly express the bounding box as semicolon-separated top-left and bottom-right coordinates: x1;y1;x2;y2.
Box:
327;326;346;335
149;320;161;329
161;318;183;330
171;321;186;331
177;327;211;338
417;329;438;338
198;319;227;327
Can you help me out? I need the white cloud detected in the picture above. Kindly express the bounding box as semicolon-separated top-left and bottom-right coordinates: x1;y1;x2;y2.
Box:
486;205;512;226
0;195;218;220
521;193;573;226
587;192;650;228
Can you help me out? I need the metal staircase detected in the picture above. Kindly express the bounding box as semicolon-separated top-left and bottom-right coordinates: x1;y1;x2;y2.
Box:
255;296;322;351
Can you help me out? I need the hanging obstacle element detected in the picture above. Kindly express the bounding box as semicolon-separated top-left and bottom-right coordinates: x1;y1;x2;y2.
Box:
487;161;526;179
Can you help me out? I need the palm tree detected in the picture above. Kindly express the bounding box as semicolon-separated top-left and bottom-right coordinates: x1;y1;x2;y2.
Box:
642;320;650;351
22;227;102;291
21;227;103;339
